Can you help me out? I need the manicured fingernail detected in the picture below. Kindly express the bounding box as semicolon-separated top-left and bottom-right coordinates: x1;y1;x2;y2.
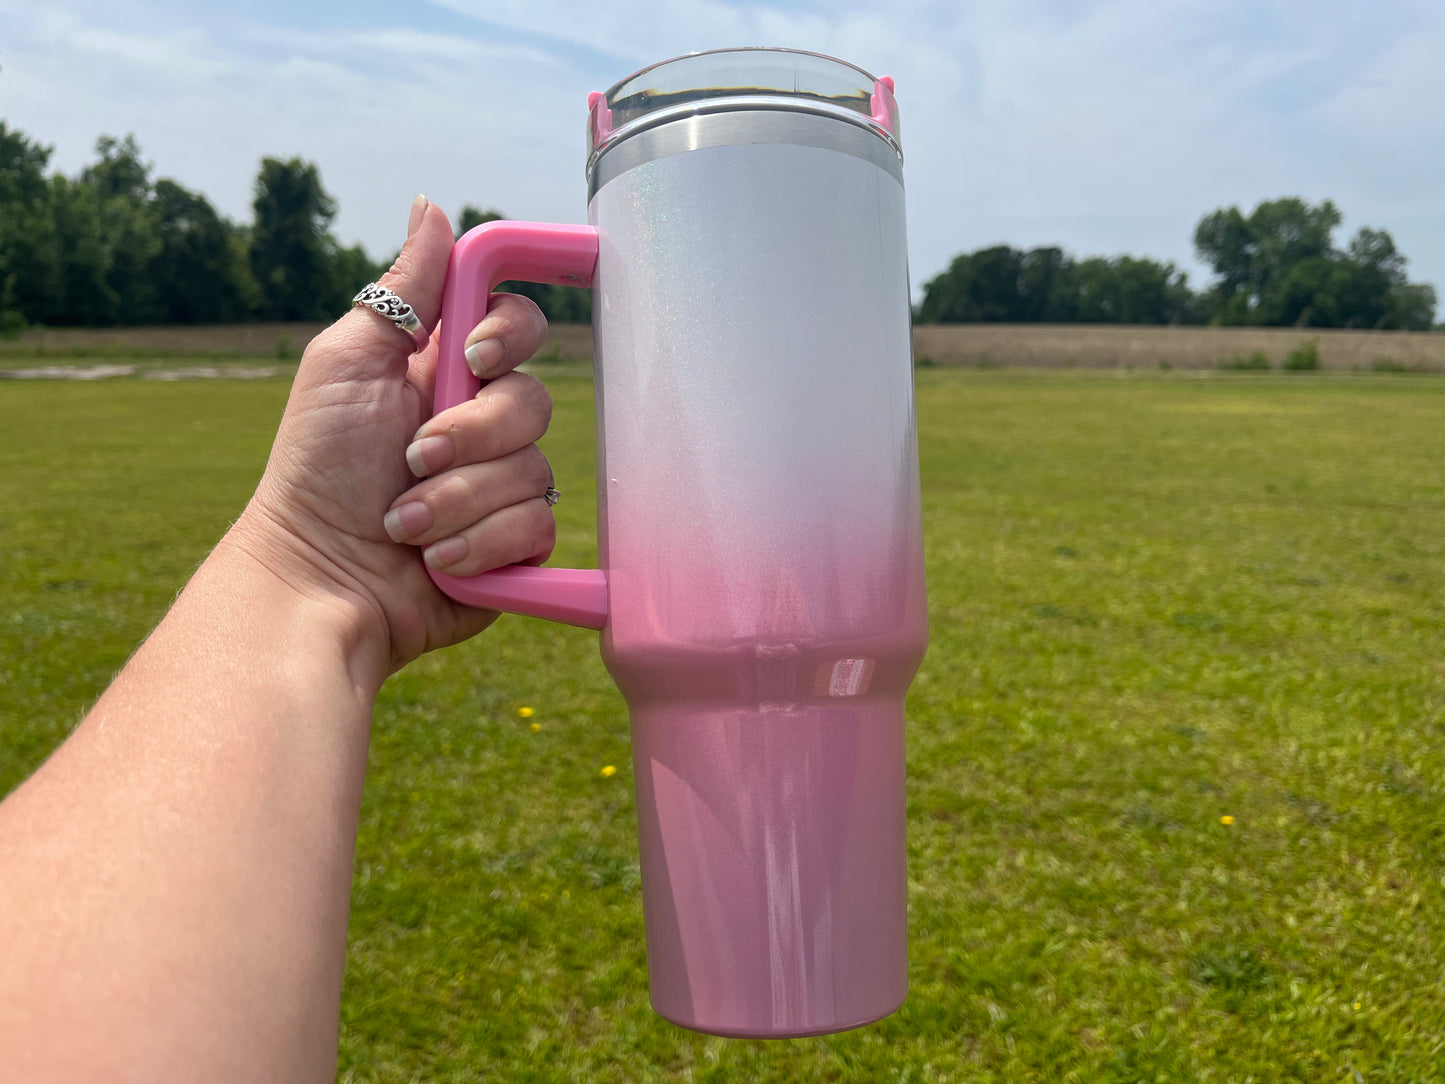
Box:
383;501;433;543
424;535;468;569
405;435;453;477
408;194;428;237
463;337;505;377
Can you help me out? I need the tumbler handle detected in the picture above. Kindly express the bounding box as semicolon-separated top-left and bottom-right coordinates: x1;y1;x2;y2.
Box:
428;221;608;630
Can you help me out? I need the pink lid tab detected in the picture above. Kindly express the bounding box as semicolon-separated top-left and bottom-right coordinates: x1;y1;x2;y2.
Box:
870;76;898;136
588;90;613;147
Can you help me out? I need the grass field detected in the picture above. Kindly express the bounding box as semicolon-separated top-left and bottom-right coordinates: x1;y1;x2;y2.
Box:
3;365;1445;1081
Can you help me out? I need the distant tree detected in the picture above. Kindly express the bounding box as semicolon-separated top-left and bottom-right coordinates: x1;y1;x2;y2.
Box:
151;179;258;323
1018;246;1077;323
46;175;114;326
0;122;61;329
1076;255;1197;325
1193;197;1435;329
83;134;151;203
250;157;340;321
1;122;389;328
918;245;1198;325
915;245;1024;322
81;135;162;323
1345;227;1437;330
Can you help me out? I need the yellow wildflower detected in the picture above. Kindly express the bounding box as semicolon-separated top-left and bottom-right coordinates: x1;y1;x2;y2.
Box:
1219;815;1235;826
518;706;536;718
530;722;542;732
601;765;618;778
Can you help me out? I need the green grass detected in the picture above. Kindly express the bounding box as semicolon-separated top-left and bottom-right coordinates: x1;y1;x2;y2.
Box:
4;367;1445;1080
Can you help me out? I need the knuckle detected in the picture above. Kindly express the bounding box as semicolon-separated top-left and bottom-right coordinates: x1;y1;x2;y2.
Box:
481;292;528;337
523;444;552;487
522;295;550;344
433;472;472;510
516;372;553;427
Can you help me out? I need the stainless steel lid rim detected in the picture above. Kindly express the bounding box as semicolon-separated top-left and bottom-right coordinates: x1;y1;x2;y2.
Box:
587;94;903;184
601;45;884;102
588;108;905;200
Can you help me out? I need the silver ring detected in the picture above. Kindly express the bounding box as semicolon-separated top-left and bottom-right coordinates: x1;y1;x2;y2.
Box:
543;487;561;507
352;282;429;351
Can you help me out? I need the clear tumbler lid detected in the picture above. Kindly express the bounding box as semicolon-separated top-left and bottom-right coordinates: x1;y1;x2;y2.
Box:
587;47;901;177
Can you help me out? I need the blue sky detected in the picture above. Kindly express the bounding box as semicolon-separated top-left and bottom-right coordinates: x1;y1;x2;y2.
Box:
3;0;1443;305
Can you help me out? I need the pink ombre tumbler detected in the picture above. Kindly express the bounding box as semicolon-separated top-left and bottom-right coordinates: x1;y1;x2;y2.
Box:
428;48;927;1037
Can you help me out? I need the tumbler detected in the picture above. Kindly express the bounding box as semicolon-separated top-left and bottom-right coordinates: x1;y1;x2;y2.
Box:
429;47;927;1038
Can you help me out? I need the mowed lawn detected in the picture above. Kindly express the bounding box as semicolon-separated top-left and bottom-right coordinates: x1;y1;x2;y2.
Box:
3;366;1445;1081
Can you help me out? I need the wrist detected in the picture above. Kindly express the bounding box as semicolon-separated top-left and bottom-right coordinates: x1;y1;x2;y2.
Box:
217;510;393;696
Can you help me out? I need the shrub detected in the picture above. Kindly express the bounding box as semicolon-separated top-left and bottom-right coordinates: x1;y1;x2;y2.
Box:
1283;339;1321;371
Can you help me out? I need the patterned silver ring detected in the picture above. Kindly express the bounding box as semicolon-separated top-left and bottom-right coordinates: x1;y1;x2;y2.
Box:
352;282;429;351
543;487;561;507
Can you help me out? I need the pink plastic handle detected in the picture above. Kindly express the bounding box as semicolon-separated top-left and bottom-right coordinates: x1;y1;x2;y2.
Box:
427;221;608;630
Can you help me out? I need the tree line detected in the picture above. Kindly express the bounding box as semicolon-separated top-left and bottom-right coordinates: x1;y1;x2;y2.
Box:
918;198;1438;330
0;122;594;332
1;121;1438;332
0;124;384;330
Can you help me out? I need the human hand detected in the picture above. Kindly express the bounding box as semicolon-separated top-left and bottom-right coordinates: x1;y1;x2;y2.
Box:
233;197;556;678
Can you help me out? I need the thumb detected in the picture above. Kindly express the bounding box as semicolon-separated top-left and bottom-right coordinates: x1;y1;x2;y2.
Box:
304;195;454;380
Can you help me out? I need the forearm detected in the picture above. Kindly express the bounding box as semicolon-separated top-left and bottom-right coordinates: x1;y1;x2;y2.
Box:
0;532;386;1082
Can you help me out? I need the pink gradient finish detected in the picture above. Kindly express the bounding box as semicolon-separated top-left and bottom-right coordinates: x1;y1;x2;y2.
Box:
613;584;926;1036
429;221;608;629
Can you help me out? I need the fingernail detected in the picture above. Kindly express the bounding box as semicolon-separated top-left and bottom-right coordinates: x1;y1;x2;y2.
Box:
405;434;453;478
383;501;433;543
424;535;469;570
463;337;505;377
408;194;428;237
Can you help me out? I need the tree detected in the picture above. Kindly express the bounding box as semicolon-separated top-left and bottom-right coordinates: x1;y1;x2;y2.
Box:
0;122;61;329
81;135;162;323
917;245;1199;325
1075;255;1197;325
45;175;114;326
915;245;1026;322
151;179;257;323
249;157;340;321
1193;197;1435;329
1018;247;1077;323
